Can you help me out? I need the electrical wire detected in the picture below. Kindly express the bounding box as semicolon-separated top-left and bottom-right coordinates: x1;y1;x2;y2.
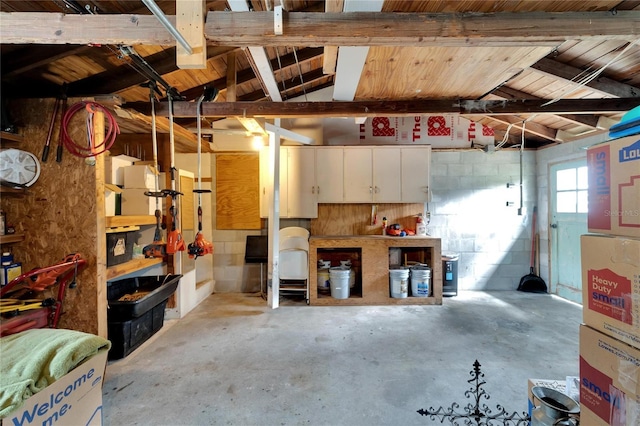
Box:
292;47;308;101
61;101;119;158
541;39;639;107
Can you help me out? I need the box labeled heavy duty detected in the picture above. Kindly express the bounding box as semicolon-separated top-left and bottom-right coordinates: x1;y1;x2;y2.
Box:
579;325;640;426
581;234;640;349
106;228;137;267
587;135;640;238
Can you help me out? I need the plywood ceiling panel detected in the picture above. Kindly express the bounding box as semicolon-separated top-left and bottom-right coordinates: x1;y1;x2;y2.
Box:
356;45;553;100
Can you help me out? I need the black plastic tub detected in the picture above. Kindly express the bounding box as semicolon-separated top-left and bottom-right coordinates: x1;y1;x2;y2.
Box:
107;274;181;321
108;299;168;360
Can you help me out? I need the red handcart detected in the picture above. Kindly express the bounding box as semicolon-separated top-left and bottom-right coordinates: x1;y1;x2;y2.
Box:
0;253;86;337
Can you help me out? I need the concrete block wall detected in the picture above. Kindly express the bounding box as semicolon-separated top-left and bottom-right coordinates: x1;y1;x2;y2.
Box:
428;149;537;291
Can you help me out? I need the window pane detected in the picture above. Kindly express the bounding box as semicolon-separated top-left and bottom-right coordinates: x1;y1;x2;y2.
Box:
577;167;588;190
577;190;588;213
557;191;577;213
557;169;577;191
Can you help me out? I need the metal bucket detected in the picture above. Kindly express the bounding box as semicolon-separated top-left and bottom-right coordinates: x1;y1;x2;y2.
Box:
531;386;580;426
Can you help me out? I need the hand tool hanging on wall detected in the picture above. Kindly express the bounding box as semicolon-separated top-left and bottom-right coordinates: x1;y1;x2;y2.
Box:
165;90;185;255
41;90;63;162
142;81;168;259
55;84;68;163
188;87;218;260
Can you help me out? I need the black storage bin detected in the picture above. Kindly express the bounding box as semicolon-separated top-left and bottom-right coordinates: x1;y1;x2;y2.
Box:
107;299;168;360
106;231;135;266
107;274;181;321
107;275;181;359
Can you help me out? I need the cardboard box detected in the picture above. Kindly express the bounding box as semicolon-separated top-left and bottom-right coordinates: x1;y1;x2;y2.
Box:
587;136;640;238
123;165;157;190
105;155;139;186
579;324;640;426
120;188;159;216
3;349;108;426
581;234;640;349
104;184;122;217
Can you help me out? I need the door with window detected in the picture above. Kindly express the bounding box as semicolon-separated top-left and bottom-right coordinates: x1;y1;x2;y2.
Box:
550;160;588;304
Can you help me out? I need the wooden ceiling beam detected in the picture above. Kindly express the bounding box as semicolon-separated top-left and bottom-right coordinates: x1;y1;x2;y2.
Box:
490;86;601;128
1;11;637;46
487;115;558;142
126;98;639;118
530;57;640;98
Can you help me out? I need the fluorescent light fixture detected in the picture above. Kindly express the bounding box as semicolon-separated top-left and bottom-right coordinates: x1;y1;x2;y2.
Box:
237;117;267;135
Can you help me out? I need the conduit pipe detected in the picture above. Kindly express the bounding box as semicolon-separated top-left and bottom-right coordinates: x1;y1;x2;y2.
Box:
141;0;193;55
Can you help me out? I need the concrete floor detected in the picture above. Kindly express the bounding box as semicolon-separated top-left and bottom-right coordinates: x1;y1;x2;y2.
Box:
103;291;582;425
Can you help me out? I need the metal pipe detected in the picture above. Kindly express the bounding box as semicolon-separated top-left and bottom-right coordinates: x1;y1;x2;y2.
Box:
141;0;193;55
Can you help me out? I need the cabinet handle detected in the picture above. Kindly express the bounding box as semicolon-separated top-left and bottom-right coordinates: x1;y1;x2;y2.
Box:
312;186;315;194
317;186;320;194
369;186;373;194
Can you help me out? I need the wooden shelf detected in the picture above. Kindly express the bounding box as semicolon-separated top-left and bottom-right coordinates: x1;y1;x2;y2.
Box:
0;233;25;245
0;131;23;144
309;235;442;306
106;215;156;228
107;257;163;280
0;186;26;196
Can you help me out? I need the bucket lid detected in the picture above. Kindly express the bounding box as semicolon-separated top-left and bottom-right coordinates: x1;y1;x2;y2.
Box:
410;264;431;270
329;266;350;275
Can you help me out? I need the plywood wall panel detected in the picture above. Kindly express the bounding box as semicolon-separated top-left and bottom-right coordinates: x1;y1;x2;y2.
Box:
311;203;425;236
215;154;260;229
1;98;104;336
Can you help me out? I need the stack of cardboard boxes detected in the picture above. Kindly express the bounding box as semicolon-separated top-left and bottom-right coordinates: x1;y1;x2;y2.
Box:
580;135;640;425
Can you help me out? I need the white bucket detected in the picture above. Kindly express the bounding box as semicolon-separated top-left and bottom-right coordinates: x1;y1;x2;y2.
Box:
389;267;409;298
317;268;330;292
411;266;431;297
329;267;350;299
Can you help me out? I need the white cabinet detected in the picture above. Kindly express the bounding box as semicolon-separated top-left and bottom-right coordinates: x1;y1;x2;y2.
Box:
286;147;317;218
343;147;402;203
401;146;431;202
315;147;344;203
260;146;317;218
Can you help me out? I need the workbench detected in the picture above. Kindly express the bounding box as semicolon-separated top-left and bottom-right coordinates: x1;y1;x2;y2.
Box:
309;235;442;306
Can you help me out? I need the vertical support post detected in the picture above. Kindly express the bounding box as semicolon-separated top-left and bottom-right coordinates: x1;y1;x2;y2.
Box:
176;0;207;69
267;119;282;309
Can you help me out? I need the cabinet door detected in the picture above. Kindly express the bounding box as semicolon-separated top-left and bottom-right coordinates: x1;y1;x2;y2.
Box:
343;148;373;202
286;147;317;218
401;147;431;202
315;147;344;203
373;148;402;202
260;146;287;218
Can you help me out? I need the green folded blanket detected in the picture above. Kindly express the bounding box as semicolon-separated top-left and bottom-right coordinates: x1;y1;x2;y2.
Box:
0;328;111;418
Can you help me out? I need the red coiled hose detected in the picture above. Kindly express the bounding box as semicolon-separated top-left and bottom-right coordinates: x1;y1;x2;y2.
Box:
61;101;119;158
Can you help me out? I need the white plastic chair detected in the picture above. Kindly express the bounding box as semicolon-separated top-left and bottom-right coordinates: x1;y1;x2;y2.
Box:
279;227;310;304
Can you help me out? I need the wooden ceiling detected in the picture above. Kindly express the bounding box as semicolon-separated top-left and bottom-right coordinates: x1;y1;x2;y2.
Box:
1;0;639;152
